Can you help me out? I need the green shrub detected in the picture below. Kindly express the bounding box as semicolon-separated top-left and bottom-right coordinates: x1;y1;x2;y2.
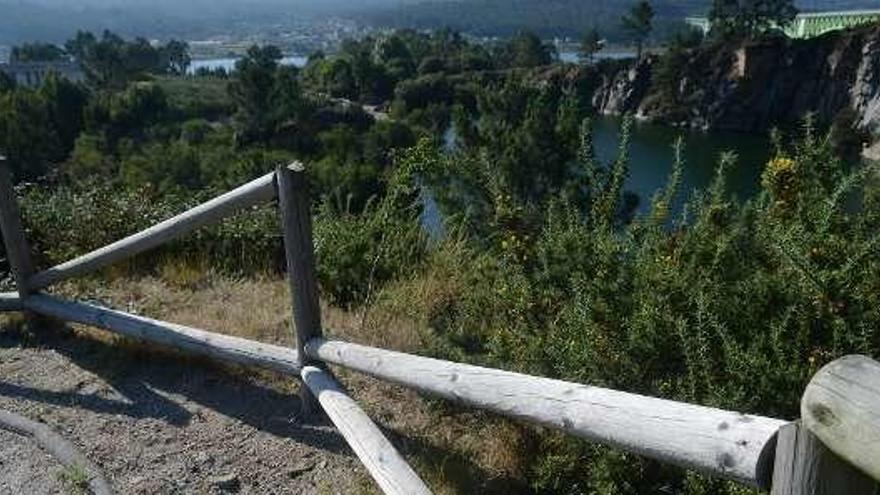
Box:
314;144;429;306
397;120;880;493
19;181;283;277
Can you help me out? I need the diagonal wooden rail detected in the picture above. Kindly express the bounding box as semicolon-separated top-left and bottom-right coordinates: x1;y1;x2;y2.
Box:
1;161;878;495
25;172;277;292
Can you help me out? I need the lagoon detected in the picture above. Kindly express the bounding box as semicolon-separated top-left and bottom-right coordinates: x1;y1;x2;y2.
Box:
593;117;772;216
423;118;772;235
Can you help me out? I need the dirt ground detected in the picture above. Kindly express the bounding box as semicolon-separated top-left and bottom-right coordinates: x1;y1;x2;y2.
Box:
0;325;369;494
0;427;67;494
0;276;530;494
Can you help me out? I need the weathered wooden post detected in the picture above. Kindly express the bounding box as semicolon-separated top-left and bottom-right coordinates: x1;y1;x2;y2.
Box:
276;162;324;418
770;355;880;495
0;156;34;298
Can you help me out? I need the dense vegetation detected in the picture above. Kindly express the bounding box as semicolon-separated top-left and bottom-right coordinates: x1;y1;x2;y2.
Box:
1;20;879;495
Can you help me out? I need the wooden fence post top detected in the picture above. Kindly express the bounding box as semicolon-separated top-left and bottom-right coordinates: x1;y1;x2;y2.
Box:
801;355;880;483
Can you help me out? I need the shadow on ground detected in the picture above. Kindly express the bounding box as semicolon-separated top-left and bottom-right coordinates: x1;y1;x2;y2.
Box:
0;320;347;455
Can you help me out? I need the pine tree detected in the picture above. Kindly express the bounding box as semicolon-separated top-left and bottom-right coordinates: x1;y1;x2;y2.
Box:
622;1;655;61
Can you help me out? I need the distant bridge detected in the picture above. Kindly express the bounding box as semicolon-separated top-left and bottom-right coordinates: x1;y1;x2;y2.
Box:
686;9;880;39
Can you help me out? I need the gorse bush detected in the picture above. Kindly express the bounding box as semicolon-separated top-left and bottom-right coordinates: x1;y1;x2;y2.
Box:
15;145;427;305
314;144;429;307
378;118;880;493
19;181;284;276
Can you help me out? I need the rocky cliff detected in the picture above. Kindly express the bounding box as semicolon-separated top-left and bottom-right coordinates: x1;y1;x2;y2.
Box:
592;25;880;135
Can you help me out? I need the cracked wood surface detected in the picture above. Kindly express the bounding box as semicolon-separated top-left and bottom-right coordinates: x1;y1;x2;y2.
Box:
802;355;880;483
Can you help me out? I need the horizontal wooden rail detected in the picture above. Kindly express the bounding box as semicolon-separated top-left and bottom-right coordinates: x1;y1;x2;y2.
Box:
24;294;301;375
305;338;786;489
301;366;432;495
0;292;22;311
26;172;278;291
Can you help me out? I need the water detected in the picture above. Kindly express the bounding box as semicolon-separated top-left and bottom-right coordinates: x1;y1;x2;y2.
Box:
593;117;772;216
187;55;308;74
422;118;772;233
558;50;637;63
188;52;620;73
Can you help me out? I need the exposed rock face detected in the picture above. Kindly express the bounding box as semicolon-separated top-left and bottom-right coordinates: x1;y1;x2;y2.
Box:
592;58;654;116
854;36;880;131
593;26;880;133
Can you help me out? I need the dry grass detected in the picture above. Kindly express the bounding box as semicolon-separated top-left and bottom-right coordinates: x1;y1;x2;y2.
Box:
26;270;530;494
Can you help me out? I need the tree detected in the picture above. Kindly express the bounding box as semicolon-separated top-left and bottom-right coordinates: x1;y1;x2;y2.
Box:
228;45;285;144
622;1;655;61
0;72;15;94
373;35;416;82
579;28;603;64
501;31;553;68
38;73;88;157
64;31;97;62
709;0;798;40
64;30;169;88
0;89;60;180
84;82;168;144
271;65;307;127
10;43;66;63
161;40;191;75
122;37;161;76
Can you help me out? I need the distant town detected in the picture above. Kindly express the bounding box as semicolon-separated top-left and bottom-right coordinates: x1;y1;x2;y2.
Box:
0;17;370;65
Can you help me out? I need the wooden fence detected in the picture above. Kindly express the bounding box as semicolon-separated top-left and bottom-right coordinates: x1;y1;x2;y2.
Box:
0;159;878;495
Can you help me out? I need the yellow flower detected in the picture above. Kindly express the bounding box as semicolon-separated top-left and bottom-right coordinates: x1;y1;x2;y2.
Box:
767;157;795;174
762;157;799;207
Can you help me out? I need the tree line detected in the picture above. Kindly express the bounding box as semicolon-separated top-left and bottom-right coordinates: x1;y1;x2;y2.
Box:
579;0;799;63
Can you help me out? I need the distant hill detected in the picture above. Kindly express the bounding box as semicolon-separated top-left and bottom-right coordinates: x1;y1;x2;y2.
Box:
361;0;880;42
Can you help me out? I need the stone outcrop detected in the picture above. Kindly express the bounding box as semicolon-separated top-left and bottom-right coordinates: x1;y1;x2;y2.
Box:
592;25;880;134
592;58;654;116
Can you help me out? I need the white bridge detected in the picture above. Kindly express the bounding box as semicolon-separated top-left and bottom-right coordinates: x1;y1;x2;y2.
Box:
686;9;880;39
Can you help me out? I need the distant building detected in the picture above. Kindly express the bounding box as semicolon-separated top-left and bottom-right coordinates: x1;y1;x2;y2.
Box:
686;9;880;39
0;61;85;87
